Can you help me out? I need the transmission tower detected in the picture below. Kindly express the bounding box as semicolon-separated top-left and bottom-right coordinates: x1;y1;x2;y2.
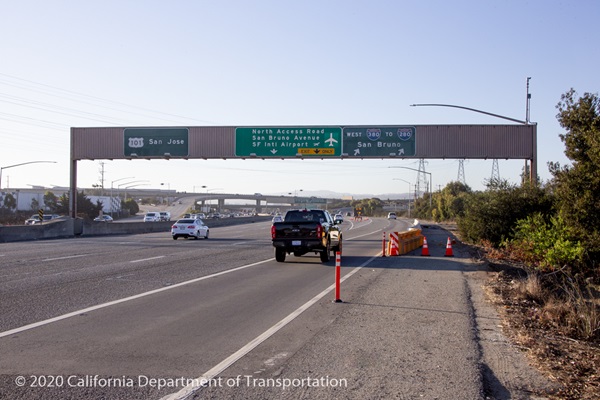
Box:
98;161;106;189
491;159;500;182
416;159;429;198
457;160;466;185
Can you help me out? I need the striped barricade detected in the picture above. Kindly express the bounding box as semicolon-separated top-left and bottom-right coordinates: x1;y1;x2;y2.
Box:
387;229;424;256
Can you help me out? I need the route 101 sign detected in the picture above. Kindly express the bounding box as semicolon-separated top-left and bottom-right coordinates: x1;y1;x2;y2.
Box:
342;126;416;157
124;128;189;157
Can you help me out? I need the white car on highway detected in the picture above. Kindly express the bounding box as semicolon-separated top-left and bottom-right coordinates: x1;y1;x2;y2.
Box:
144;212;161;222
171;218;209;240
159;211;171;221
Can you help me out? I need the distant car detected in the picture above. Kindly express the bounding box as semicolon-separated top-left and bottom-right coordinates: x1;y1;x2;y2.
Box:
25;214;41;225
94;215;114;222
334;213;344;224
144;212;161;222
159;211;171;221
25;214;60;225
272;215;284;223
387;212;397;220
171;218;209;240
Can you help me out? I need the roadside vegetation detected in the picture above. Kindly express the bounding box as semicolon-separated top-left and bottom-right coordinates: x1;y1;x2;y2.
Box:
410;89;600;398
0;190;140;223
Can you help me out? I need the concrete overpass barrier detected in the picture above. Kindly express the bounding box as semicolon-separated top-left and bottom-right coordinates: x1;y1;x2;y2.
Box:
0;216;273;243
0;219;75;243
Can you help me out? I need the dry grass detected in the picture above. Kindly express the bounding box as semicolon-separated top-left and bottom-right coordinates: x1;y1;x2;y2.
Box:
485;264;600;399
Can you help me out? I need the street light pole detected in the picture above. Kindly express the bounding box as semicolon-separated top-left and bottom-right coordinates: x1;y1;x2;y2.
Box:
393;178;412;218
389;166;432;208
410;103;527;124
410;86;537;185
110;176;134;217
0;161;57;190
124;183;150;202
117;180;149;205
161;182;171;205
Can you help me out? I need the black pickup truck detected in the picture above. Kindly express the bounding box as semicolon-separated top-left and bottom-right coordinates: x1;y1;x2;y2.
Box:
271;209;342;263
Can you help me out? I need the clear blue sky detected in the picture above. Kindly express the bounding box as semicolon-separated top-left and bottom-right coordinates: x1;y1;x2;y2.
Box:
1;1;598;198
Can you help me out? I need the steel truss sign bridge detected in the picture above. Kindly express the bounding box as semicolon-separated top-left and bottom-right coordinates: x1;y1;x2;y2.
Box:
69;123;537;216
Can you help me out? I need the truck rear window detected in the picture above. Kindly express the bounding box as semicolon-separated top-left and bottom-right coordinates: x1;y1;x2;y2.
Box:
284;211;325;223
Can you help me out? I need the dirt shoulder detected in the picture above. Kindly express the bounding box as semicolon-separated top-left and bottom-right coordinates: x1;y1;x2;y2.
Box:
484;262;599;399
436;220;600;400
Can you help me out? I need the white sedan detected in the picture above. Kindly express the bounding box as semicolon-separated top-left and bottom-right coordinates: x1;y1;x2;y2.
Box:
171;219;209;240
94;215;114;222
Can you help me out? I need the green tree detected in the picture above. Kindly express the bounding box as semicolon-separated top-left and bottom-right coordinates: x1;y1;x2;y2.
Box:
30;198;40;212
122;198;140;216
3;193;16;211
457;180;553;246
55;191;103;219
507;212;585;273
351;198;384;216
1;193;17;214
549;89;600;264
413;181;471;222
43;191;59;212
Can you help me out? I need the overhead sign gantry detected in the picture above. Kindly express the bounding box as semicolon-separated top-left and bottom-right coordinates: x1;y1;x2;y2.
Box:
69;123;536;216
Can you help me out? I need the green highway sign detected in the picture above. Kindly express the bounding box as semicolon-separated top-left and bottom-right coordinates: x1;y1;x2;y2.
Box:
124;128;189;157
342;126;416;157
235;127;342;157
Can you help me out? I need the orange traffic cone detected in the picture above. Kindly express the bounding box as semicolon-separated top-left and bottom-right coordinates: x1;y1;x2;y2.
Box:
444;237;454;257
421;236;430;256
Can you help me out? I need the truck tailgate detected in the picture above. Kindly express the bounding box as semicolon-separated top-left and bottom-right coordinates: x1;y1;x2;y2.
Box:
274;223;317;239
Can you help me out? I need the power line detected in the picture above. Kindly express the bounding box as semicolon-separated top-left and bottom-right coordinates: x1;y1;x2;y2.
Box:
0;72;217;125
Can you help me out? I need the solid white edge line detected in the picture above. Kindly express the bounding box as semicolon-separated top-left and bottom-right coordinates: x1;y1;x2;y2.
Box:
42;254;90;262
162;253;381;400
0;258;273;339
130;255;165;263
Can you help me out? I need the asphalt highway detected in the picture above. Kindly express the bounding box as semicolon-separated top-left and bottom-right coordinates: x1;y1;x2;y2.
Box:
0;217;550;399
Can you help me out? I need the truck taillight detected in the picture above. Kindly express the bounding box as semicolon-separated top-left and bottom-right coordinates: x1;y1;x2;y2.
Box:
316;224;323;239
271;225;276;239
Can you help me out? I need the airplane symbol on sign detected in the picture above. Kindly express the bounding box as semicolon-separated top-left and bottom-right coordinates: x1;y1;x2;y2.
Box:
325;133;338;147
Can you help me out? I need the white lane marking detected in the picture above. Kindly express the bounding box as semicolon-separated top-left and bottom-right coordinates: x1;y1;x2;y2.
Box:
346;229;382;241
162;254;380;400
0;258;273;339
43;254;90;262
130;256;165;263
